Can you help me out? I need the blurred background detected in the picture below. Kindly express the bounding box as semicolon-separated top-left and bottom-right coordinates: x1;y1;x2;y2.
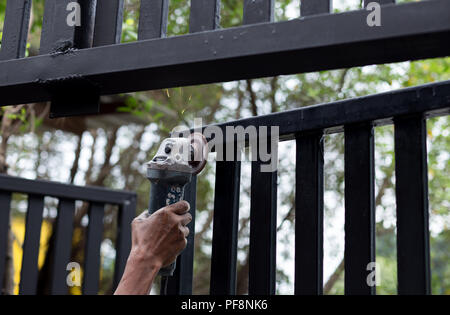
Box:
0;0;448;295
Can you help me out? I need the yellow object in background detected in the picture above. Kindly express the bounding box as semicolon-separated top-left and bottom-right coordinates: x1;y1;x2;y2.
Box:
11;218;52;295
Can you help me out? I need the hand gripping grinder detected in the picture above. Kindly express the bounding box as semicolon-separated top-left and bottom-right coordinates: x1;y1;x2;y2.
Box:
146;133;208;276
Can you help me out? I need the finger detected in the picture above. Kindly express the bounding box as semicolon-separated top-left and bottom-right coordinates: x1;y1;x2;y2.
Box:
180;226;190;238
134;210;150;221
166;201;190;215
179;213;192;226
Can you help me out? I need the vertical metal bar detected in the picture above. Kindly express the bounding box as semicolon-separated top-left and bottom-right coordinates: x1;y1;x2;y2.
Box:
0;0;32;60
113;196;136;290
75;0;98;49
40;0;97;54
138;0;170;40
394;115;431;295
364;0;396;7
82;202;105;295
243;0;274;25
249;142;277;295
0;191;12;289
294;132;324;295
300;0;332;16
93;0;124;46
189;0;221;33
210;158;241;295
344;124;376;295
19;195;44;295
165;176;197;295
49;199;75;295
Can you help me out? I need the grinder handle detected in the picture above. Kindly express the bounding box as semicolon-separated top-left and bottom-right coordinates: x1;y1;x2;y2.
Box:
148;182;186;276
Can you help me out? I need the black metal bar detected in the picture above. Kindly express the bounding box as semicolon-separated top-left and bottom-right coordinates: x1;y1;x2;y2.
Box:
19;195;44;295
113;197;136;290
177;175;197;295
364;0;396;7
82;202;105;295
165;176;197;295
0;0;32;60
40;0;76;54
249;143;277;295
49;199;76;295
198;80;450;143
344;124;376;295
75;0;98;49
243;0;274;24
2;0;448;106
294;132;324;295
394;115;431;295
189;0;221;33
138;0;169;40
93;0;124;46
0;174;136;205
301;0;331;16
210;159;241;295
0;191;12;290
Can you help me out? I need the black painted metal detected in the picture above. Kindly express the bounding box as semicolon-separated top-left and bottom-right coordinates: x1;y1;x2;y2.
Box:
50;199;76;295
189;0;221;33
0;0;32;61
2;0;449;107
19;195;45;295
201;80;450;143
243;0;274;24
138;0;169;40
0;174;135;204
344;124;376;295
301;0;331;16
0;192;12;291
0;0;448;297
294;132;324;295
82;202;105;295
394;115;431;295
113;197;136;290
210;154;241;295
248;143;277;295
93;0;124;46
0;175;136;295
364;0;396;7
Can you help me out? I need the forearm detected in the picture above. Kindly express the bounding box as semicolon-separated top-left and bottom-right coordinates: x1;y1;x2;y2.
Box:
114;252;161;295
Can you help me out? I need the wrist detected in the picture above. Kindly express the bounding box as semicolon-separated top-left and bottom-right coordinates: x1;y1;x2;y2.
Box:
128;247;163;271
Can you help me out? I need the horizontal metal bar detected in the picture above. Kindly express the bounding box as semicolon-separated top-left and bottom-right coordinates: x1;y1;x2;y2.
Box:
0;0;449;106
0;174;135;205
198;80;450;144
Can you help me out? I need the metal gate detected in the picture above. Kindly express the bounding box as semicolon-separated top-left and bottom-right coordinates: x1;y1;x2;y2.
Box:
1;0;449;295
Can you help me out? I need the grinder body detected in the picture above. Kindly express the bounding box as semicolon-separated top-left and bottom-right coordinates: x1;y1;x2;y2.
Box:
146;134;207;277
147;169;192;276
